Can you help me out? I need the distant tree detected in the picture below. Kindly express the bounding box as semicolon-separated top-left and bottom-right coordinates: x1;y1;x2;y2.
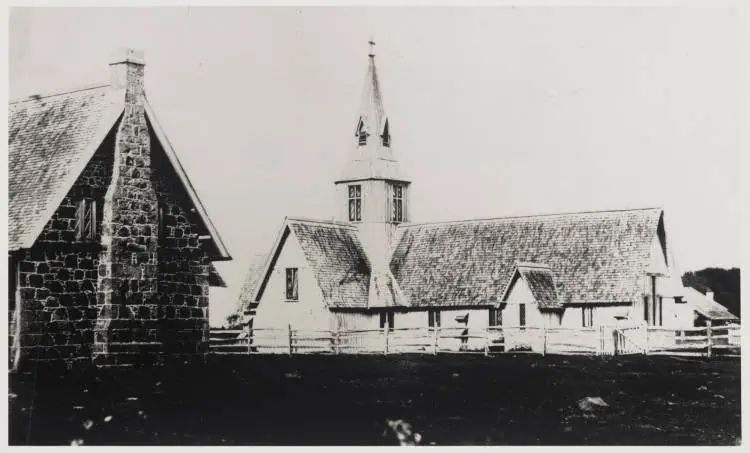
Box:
225;313;242;329
682;267;741;317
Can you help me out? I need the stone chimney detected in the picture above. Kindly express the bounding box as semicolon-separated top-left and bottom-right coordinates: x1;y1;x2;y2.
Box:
95;48;161;366
109;48;146;92
705;291;714;301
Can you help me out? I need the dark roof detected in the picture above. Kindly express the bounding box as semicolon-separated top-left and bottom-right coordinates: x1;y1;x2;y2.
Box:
237;253;270;314
684;287;738;322
505;263;563;310
289;219;371;308
390;208;664;307
8;84;123;250
208;264;227;288
8;83;231;261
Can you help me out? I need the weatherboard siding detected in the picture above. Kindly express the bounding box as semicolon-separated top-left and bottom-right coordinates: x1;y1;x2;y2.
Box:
253;231;330;340
561;305;629;328
503;276;561;328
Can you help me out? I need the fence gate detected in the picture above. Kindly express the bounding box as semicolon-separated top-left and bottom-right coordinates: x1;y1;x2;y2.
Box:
598;322;647;356
598;325;615;356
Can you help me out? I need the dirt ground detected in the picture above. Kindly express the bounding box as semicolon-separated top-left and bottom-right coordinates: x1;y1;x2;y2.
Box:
8;354;741;445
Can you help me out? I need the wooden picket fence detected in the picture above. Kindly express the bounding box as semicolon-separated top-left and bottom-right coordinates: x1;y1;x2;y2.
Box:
210;323;740;358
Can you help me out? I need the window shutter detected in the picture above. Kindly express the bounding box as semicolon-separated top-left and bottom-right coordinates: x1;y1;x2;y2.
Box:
292;269;298;300
76;199;85;240
88;200;96;239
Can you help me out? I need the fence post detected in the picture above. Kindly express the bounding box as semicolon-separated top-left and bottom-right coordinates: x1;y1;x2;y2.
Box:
247;324;253;355
643;322;649;355
334;327;340;355
433;326;439;356
484;327;490;357
541;325;547;356
384;326;390;355
706;320;712;359
288;323;293;356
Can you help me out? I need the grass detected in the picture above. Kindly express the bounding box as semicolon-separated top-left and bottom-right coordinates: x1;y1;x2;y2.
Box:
8;354;741;446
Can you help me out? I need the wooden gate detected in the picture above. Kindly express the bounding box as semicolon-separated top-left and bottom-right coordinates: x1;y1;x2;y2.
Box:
599;322;646;356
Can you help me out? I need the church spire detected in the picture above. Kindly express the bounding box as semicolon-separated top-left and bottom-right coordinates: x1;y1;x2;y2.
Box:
356;39;389;152
337;40;405;183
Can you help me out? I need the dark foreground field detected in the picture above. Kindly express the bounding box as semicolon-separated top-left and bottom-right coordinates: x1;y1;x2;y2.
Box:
9;354;741;445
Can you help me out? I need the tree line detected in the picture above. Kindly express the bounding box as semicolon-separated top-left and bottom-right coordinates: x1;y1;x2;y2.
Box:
682;267;741;317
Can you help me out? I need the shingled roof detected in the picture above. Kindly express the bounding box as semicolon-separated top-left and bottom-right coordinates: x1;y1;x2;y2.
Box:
502;263;563;310
237;253;270;315
290;219;372;308
390;208;664;307
683;287;738;322
252;218;374;308
8;82;231;265
8;84;124;250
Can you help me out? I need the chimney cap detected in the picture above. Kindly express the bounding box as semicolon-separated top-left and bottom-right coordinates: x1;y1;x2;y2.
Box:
109;48;145;66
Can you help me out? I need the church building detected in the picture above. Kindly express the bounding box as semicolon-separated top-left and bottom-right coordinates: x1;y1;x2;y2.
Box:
238;45;713;351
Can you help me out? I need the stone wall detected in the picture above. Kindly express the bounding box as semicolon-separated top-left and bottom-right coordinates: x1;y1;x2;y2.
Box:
14;110;211;367
15;131;115;364
93;59;161;366
150;123;210;358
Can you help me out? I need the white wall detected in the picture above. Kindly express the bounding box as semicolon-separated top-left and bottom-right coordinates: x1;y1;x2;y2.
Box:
561;305;630;328
253;229;332;351
503;275;561;328
629;230;693;328
334;180;400;272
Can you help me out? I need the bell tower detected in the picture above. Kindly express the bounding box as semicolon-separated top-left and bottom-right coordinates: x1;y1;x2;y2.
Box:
334;40;411;273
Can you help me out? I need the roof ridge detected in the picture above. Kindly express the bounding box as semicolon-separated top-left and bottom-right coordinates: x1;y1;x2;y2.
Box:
9;82;112;104
286;217;358;228
515;262;551;269
398;206;663;228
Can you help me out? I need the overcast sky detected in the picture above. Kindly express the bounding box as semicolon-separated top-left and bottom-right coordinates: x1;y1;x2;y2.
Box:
9;6;740;326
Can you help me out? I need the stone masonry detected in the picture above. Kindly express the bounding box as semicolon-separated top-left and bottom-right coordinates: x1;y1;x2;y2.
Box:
93;50;161;366
11;49;214;368
14;135;114;364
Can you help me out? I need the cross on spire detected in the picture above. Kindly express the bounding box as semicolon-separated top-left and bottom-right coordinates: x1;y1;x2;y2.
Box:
368;38;376;58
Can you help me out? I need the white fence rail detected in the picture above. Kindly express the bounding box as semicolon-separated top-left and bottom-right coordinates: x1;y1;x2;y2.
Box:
209;323;740;358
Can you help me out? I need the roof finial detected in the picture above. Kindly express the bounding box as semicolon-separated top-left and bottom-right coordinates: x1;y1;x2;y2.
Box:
368;38;376;58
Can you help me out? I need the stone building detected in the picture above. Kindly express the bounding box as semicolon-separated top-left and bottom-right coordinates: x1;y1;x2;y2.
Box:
8;49;231;368
237;46;728;352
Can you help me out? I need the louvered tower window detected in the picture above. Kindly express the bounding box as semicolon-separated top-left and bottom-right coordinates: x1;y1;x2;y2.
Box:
356;118;367;146
381;119;390;147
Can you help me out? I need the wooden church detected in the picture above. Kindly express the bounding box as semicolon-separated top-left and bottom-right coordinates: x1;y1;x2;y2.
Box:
236;45;726;352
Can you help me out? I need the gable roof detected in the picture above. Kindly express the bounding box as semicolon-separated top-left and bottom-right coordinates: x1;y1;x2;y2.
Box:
501;263;563;310
8;84;231;262
8;84;124;250
208;264;227;288
683;287;738;322
237;253;270;314
252;218;376;308
144;100;231;261
390;208;664;307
